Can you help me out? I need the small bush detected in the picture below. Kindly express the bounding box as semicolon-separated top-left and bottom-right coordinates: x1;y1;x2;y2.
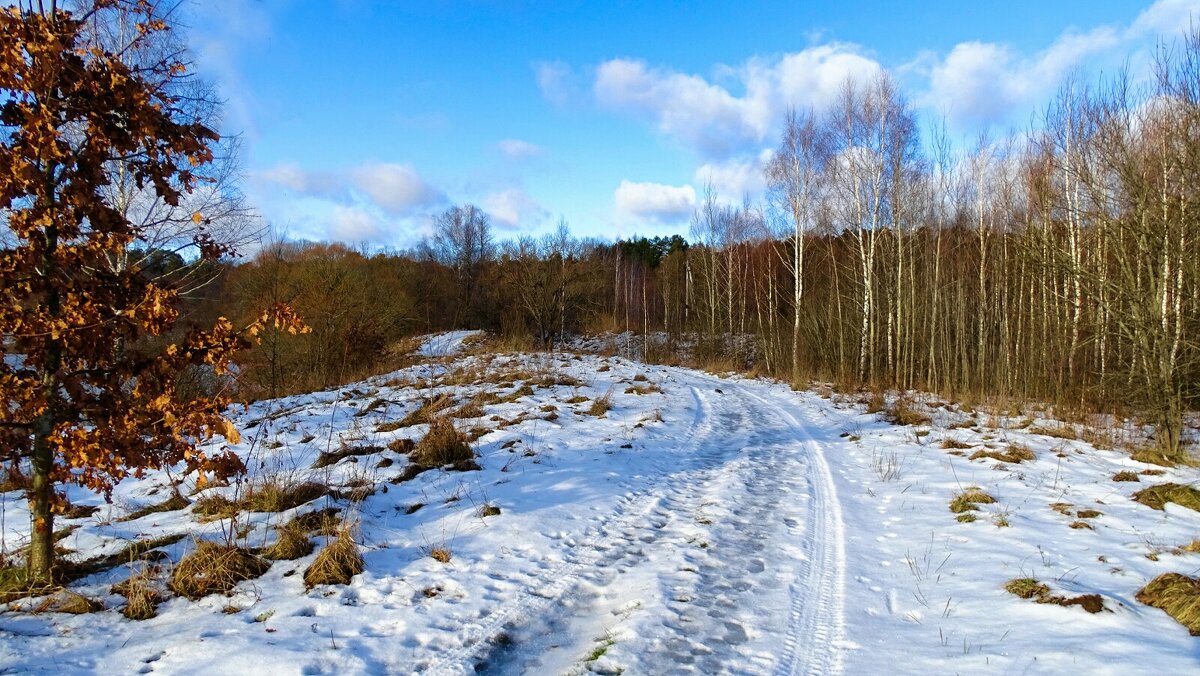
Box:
1132;483;1200;512
1137;573;1200;635
412;418;475;468
303;525;363;589
170;542;270;600
949;487;996;514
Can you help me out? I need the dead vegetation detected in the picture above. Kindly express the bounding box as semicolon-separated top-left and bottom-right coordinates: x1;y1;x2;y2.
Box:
312;444;385;469
1112;471;1141;482
263;522;315;561
1137;573;1200;635
883;396;931;427
940;437;972;450
969;444;1035;464
411;418;476;468
303;525;363;588
170;541;270;600
1131;483;1200;512
586;393;613;417
34;590;102;615
193;480;329;521
113;568;162;620
1005;577;1105;613
120;492;190;522
949;487;996;516
1028;424;1078;440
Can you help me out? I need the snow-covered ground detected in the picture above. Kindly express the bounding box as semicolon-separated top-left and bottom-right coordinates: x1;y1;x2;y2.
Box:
415;330;484;358
2;346;1199;674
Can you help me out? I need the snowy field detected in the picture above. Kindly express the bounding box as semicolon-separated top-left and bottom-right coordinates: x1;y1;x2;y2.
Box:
2;339;1199;674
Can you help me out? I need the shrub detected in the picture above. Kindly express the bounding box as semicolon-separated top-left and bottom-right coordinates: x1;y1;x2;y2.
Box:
303;525;363;588
170;541;270;600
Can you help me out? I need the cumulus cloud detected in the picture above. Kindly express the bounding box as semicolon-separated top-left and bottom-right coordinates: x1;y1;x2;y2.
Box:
329;205;385;243
483;188;548;230
614;180;697;223
497;139;544;160
351;163;444;215
593;45;880;159
923;0;1198;128
693;149;774;202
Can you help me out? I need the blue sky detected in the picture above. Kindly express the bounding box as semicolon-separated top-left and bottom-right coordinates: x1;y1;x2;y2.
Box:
186;0;1199;247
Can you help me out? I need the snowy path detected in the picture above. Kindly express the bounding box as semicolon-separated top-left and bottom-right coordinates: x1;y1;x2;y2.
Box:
437;378;848;674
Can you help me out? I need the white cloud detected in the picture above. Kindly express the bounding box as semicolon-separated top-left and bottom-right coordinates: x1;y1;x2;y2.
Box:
350;163;444;216
535;60;578;107
497;139;544;160
483;188;548;230
1131;0;1200;37
694;149;773;202
329;205;384;243
614;180;697;222
593;45;881;159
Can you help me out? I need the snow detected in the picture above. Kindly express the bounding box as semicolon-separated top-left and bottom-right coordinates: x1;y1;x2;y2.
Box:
2;345;1199;674
415;330;483;358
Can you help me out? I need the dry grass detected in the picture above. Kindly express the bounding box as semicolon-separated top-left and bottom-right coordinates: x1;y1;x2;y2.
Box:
1006;577;1104;613
970;444;1035;464
949;487;996;514
289;507;342;536
113;569;161;620
429;547;452;563
1112;471;1141;482
170;541;270;600
263;522;315;561
624;383;663;395
120;492;190;522
394;394;455;428
33;590;102;615
412;418;475;468
1138;573;1200;635
1131;483;1200;512
884;396;931;427
303;525;364;589
1029;424;1077;440
586;393;613;417
193;480;328;521
940;438;973;450
312;443;385;469
477;504;501;517
1131;448;1181;467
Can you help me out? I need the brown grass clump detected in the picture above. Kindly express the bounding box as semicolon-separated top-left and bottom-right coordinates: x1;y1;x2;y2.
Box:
624;384;663;395
1112;471;1141;482
949;487;996;514
970;445;1035;464
1029;424;1077;440
565;395;589;404
1137;573;1200;635
412;418;475;468
940;438;972;450
194;481;328;521
34;590;102;615
1006;577;1104;613
865;391;886;414
1075;508;1102;519
303;526;363;589
1132;483;1200;512
113;570;162;620
387;437;415;454
289;507;342;535
396;394;455;428
1005;578;1050;599
430;547;452;563
120;492;190;522
884;396;931;427
263;522;315;561
170;541;270;600
478;504;501;517
1182;540;1200;554
312;444;385;469
1131;449;1179;467
586;393;613;417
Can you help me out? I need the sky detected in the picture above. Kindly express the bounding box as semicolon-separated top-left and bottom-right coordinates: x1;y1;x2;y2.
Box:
185;0;1200;248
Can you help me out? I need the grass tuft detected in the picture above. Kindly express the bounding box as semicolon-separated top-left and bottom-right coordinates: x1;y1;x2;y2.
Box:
170;541;270;600
586;393;613;417
1005;577;1050;599
303;525;364;589
883;396;931;426
411;418;475;468
1131;483;1200;512
969;444;1035;464
1137;573;1200;635
1029;424;1077;440
949;487;996;514
34;590;102;615
263;522;315;561
1112;471;1141;482
120;492;190;522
